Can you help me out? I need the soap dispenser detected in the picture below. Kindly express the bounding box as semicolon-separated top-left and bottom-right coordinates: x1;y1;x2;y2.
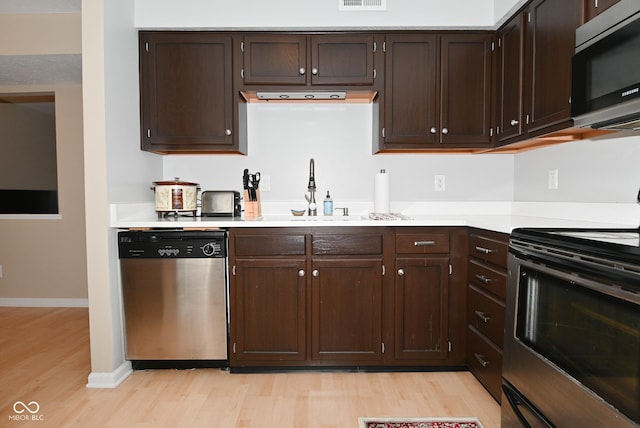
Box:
323;191;333;216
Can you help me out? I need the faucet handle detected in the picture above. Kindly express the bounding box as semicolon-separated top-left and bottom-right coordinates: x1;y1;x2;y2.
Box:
335;207;349;216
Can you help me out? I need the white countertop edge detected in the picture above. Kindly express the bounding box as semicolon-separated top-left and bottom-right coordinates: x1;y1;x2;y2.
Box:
110;201;639;234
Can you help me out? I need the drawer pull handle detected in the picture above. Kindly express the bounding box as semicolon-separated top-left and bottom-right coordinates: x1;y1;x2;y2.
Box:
474;353;490;367
475;274;492;284
475;246;493;254
414;240;436;246
474;310;491;323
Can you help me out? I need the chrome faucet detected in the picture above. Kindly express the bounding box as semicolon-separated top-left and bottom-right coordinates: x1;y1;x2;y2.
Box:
306;158;317;216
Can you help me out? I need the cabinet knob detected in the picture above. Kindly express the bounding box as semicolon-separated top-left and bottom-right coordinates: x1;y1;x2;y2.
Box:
510;119;519;126
312;269;319;277
312;68;318;75
224;129;232;136
397;268;405;276
299;67;306;75
298;269;305;277
430;127;437;134
442;128;449;135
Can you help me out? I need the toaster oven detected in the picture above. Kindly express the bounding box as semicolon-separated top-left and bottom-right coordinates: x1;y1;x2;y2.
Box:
201;191;241;217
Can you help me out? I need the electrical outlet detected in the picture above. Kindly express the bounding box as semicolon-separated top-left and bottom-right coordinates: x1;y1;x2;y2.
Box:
548;169;559;190
260;175;271;192
434;175;446;191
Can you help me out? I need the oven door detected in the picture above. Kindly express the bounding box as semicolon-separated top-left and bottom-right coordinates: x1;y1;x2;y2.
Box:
503;249;640;427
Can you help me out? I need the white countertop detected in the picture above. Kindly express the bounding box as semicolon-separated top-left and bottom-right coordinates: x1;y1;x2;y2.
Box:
111;201;639;234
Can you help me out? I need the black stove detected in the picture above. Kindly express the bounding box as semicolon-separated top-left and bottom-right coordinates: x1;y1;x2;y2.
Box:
511;227;640;265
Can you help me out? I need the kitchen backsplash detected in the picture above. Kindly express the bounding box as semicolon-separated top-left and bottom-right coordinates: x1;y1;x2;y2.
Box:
164;103;640;207
163;103;515;207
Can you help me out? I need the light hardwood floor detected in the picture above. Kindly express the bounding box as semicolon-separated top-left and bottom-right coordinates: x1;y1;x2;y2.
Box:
0;307;500;427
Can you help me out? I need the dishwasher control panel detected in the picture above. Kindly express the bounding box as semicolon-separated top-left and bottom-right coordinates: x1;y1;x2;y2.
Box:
118;230;227;258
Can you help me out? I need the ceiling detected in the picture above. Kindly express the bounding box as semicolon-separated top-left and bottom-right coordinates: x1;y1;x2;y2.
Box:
0;0;80;14
0;0;81;86
0;55;82;85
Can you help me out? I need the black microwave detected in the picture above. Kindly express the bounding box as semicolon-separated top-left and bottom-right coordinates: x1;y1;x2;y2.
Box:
571;0;640;130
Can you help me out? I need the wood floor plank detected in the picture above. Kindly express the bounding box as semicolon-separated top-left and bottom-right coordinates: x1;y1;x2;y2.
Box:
1;307;500;427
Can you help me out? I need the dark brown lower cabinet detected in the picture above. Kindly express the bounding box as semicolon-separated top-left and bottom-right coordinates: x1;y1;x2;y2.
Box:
231;259;306;364
229;227;466;369
466;228;508;402
394;256;449;361
311;258;383;362
392;228;467;366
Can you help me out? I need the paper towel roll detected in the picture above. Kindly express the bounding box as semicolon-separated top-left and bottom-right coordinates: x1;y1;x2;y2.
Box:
374;169;390;214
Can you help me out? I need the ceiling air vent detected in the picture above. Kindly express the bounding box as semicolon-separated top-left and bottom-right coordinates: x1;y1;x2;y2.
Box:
339;0;387;11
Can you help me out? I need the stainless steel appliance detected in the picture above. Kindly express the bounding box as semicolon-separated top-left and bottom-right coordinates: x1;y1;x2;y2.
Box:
201;190;241;217
118;230;228;369
503;228;640;427
571;0;640;130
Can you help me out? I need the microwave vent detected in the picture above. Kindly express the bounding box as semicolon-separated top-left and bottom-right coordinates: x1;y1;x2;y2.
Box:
339;0;386;11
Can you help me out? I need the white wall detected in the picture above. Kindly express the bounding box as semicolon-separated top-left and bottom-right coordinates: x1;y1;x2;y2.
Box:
514;132;640;204
135;0;504;30
164;104;515;210
493;0;527;25
105;0;161;203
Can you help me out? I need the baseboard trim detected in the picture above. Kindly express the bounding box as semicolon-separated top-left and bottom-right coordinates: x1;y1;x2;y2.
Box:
86;361;133;389
0;297;89;307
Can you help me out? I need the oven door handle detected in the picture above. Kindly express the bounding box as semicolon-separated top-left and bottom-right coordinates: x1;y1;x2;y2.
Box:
503;383;555;428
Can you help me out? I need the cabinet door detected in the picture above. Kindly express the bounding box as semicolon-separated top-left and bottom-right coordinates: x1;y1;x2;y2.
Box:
242;34;307;85
383;34;439;147
394;256;449;360
311;258;383;362
496;13;524;145
230;259;307;363
523;0;582;134
584;0;620;21
140;33;236;152
440;34;494;147
310;35;375;85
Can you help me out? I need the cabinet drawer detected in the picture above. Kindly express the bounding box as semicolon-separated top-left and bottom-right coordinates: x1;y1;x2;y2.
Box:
312;233;383;255
469;233;508;268
468;285;505;347
395;232;449;254
468;259;507;300
234;233;306;256
467;326;503;402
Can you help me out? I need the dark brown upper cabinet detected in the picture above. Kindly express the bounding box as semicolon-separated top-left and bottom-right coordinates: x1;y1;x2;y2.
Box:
139;32;245;154
523;0;582;137
496;13;524;145
584;0;620;21
495;0;582;146
379;33;494;151
240;33;376;88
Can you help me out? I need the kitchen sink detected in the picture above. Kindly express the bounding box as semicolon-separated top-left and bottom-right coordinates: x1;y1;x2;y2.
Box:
290;215;368;221
260;214;369;222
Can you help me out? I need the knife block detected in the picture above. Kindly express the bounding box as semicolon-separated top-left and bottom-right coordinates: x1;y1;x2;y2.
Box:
244;189;262;220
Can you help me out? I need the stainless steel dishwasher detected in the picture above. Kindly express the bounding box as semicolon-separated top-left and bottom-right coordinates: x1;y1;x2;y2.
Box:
118;230;228;369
